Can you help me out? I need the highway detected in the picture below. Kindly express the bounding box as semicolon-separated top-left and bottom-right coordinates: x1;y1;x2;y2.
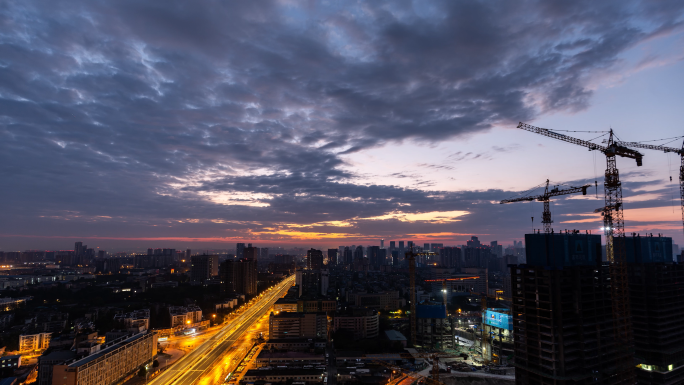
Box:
150;275;295;385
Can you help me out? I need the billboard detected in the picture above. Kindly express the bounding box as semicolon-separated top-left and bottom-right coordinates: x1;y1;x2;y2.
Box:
484;310;511;330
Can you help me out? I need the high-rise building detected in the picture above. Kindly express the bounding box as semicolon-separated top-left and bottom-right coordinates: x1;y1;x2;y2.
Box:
512;232;627;384
620;235;683;384
439;247;461;268
423;243;430;252
380;239;384;248
466;236;481;248
147;248;153;256
244;246;259;261
368;246;380;268
430;243;443;252
190;255;219;283
306;249;323;270
389;241;396;250
343;247;352;265
327;249;338;266
186;249;191;258
74;242;83;256
295;269;323;297
236;243;246;259
391;250;399;266
220;259;257;296
260;247;269;260
353;246;364;261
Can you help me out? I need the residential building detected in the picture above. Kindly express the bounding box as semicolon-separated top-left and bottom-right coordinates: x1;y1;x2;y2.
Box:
274;299;298;313
220;259;257;296
241;369;326;384
113;309;150;331
268;312;327;340
306;249;323;270
19;332;51;352
190;255;218;283
169;305;202;327
236;243;245;259
297;299;337;313
263;338;326;351
0;354;20;377
347;291;403;310
51;332;157;385
255;351;325;368
243;246;259;261
38;350;76;385
333;309;379;340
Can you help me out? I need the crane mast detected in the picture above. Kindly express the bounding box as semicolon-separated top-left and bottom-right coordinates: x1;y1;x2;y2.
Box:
518;123;643;383
610;139;684;239
501;179;590;233
404;246;438;347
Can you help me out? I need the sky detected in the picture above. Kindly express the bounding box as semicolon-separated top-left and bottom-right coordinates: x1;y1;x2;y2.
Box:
1;0;684;252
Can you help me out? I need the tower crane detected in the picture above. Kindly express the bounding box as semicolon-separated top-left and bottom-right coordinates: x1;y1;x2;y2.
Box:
405;245;438;347
605;138;684;239
500;179;591;233
518;123;643;383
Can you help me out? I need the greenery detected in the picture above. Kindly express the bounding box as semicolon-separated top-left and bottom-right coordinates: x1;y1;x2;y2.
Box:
137;367;147;377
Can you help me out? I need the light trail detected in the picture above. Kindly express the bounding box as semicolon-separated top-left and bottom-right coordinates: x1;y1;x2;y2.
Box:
149;275;294;385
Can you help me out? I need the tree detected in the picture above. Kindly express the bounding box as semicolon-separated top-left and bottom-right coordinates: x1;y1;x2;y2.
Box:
137;367;147;377
153;360;159;368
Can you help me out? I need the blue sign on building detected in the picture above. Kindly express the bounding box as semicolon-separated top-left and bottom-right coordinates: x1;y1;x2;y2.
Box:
484;310;511;330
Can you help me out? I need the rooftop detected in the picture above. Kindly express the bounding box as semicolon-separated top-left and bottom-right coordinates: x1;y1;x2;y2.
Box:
384;330;407;341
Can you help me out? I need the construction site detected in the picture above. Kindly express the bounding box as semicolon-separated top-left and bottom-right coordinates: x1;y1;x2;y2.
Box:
390;124;684;385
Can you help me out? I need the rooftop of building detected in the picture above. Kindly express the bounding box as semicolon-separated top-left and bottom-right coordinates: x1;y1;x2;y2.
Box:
384;330;407;341
257;351;324;359
416;304;446;319
39;350;77;362
270;311;326;318
266;338;326;344
243;369;326;376
66;332;149;367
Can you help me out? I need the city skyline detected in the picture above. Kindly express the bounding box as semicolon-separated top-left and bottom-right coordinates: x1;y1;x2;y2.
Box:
2;1;684;251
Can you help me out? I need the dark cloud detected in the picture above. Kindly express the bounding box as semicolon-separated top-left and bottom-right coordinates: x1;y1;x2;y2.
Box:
0;0;682;249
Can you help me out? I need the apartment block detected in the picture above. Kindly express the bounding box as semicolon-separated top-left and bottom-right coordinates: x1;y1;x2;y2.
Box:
333;309;379;340
169;305;202;327
268;312;327;340
52;332;157;385
19;332;51;352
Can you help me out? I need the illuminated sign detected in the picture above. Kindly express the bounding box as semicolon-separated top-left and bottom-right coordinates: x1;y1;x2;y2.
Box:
484;310;511;330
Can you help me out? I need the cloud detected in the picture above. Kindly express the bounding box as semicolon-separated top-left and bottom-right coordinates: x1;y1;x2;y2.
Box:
0;0;682;249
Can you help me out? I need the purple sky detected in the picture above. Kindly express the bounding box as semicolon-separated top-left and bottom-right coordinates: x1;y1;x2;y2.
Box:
1;1;683;252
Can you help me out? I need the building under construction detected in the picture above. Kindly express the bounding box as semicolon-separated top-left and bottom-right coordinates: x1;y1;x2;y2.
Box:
625;235;684;384
512;232;684;384
512;232;629;384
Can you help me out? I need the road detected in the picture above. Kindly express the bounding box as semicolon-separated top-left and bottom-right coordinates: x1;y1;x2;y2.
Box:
149;275;295;385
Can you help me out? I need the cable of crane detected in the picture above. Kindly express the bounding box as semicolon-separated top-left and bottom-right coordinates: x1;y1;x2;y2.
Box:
504;181;548;200
587;133;609;143
547;129;610;133
631;135;684;143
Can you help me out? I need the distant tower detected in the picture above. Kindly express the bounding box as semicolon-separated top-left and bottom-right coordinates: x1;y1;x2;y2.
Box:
380;239;384;248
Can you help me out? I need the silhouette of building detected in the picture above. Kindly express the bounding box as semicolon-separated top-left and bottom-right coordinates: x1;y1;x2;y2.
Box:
190;255;218;283
220;259;257;296
306;249;323;270
327;249;338;266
